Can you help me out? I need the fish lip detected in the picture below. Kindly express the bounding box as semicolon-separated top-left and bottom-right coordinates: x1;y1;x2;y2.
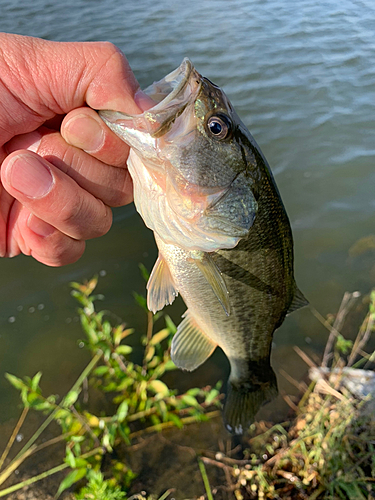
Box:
100;58;199;122
143;58;197;110
99;58;202;139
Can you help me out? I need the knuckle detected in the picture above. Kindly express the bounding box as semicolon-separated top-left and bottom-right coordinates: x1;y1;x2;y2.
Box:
106;170;132;207
41;238;86;267
95;41;130;76
96;41;120;58
60;197;112;239
93;206;112;237
59;195;84;227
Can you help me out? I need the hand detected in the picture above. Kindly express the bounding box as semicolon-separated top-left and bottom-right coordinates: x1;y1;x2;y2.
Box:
0;33;147;266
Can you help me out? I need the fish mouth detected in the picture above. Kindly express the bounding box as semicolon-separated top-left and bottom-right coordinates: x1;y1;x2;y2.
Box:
143;58;197;107
99;58;201;139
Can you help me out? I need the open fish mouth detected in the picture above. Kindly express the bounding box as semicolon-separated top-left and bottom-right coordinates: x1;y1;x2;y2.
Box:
100;58;201;140
142;58;198;107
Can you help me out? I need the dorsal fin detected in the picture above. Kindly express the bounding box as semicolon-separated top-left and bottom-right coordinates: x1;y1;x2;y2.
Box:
146;254;178;313
171;310;217;371
287;286;309;315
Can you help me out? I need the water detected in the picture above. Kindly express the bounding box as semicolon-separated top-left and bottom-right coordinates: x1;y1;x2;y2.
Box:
1;0;375;424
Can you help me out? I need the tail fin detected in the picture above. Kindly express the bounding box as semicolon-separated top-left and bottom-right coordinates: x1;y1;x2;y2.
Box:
223;367;278;435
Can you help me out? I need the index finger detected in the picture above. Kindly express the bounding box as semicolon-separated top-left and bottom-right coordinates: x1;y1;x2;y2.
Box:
0;35;142;144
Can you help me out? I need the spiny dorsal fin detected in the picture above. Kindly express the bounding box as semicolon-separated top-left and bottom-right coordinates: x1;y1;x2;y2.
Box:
171;310;217;371
287;286;309;315
146;254;178;313
189;251;231;316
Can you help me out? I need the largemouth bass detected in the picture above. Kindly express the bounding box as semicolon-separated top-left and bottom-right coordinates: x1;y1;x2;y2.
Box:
99;59;307;434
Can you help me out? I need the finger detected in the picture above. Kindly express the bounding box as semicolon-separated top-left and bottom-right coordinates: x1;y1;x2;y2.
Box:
61;107;131;167
1;150;112;240
0;35;143;144
6;126;133;206
0;184;14;257
7;203;85;266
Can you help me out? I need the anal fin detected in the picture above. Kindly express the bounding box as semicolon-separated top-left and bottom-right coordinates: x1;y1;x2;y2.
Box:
147;254;178;313
171;310;217;371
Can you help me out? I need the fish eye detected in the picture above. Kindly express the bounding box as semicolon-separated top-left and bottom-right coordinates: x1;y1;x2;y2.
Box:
206;114;232;140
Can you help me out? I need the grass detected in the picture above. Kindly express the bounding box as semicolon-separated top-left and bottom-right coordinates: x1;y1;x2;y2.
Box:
200;289;375;500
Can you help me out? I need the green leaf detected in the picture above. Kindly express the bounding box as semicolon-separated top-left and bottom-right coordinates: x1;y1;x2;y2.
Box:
150;414;161;427
73;458;88;469
65;447;76;468
55;467;87;499
30;399;54;411
148;380;170;398
115;345;132;356
187;388;201;397
31;371;42;392
92;365;109;376
117;401;129;423
5;373;26;391
167;412;183;429
153;311;163;322
205;388;220;405
54;408;70;420
147;355;160;369
70;281;82;291
144;345;155;363
102;432;113;452
62;390;80;407
102;320;112;337
164;315;177;334
139;263;150;282
181;394;201;408
118;423;131;445
113;326;134;346
70;436;85;443
150;328;171;346
133;292;148;312
80;315;98;344
71;290;89;307
163;360;177;371
335;334;353;355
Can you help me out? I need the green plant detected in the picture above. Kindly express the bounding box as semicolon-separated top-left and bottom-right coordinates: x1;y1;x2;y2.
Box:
202;289;375;500
0;275;222;498
74;470;126;500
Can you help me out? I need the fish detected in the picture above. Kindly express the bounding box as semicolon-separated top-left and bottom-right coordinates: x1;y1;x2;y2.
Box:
99;58;308;434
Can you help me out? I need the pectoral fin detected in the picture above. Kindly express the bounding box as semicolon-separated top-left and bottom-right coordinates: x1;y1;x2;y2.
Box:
147;254;178;313
190;252;231;316
171;310;217;371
